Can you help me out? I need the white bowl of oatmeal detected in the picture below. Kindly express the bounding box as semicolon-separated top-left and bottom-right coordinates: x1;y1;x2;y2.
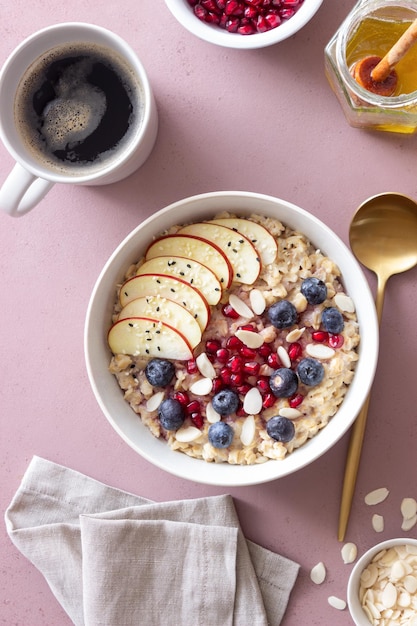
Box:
347;539;417;625
85;190;378;486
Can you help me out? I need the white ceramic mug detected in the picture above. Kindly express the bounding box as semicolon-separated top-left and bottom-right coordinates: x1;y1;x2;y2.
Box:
0;23;158;217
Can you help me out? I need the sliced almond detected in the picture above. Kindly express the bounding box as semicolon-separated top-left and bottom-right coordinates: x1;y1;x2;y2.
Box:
146;391;165;412
372;513;384;533
243;387;263;415
240;415;256;446
365;487;390;506
401;498;417;520
196;352;216;379
327;596;346;610
229;294;254;319
175;426;202;443
286;327;305;343
189;377;213;396
402;513;417;532
341;542;358;564
278;407;302;419
310;561;326;584
277;345;291;368
334;293;355;313
249;289;266;315
206;402;221;424
235;329;264;349
305;343;335;360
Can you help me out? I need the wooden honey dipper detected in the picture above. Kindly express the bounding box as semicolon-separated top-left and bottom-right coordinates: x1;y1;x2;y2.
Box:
353;17;417;96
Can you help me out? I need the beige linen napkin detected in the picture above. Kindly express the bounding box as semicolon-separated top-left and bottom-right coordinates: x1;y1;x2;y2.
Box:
5;456;299;626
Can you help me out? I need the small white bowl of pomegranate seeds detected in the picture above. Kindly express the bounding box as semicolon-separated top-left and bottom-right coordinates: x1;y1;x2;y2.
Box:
85;191;378;486
165;0;323;49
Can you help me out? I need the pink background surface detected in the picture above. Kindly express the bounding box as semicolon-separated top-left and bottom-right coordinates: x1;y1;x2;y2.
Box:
1;1;417;624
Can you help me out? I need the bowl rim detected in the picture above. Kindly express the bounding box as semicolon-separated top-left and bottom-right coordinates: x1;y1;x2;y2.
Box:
84;190;379;486
347;538;417;625
164;0;324;49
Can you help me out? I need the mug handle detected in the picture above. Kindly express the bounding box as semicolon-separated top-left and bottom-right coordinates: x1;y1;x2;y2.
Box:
0;162;54;217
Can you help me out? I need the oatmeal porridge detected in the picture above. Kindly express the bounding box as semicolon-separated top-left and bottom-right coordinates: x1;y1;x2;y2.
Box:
108;213;360;465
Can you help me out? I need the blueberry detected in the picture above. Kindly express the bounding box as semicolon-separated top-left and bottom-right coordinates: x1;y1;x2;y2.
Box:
321;307;344;334
145;358;175;386
269;368;298;398
301;277;327;305
208;422;234;448
268;300;297;329
266;416;295;443
211;388;239;416
297;357;324;387
158;398;185;431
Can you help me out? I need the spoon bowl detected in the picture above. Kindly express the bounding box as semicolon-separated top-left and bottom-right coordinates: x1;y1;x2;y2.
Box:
338;192;417;541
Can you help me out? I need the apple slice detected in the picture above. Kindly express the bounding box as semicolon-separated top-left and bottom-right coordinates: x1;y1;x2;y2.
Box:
177;222;261;284
108;317;193;360
209;217;278;265
135;256;222;305
118;296;202;348
119;273;210;332
145;234;232;289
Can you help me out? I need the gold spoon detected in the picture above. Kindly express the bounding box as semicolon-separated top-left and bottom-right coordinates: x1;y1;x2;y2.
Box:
338;192;417;542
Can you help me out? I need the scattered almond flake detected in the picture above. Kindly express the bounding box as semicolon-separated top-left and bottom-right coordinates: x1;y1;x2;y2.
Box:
382;582;398;609
229;294;254;318
327;596;346;610
206;402;221;424
286;327;305;343
305;343;335;360
189;377;213;396
402;513;417;532
310;561;326;584
277;345;291;368
372;513;384;533
341;542;358;564
175;426;202;443
334;293;356;313
243;387;263;415
278;407;302;419
196;352;216;379
240;415;256;446
146;391;165;412
401;498;417;520
404;575;417;594
361;563;379;588
235;329;264;349
364;487;390;506
249;289;266;315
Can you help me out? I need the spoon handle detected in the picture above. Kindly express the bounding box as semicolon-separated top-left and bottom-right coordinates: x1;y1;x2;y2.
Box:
338;274;386;541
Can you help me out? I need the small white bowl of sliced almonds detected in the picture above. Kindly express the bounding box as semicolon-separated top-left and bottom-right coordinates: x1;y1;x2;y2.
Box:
348;538;417;626
85;190;378;486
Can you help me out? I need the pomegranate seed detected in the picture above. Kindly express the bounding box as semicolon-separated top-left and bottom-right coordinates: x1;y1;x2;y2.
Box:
244;5;258;18
288;342;302;360
263;393;276;408
190;412;204;429
258;343;272;358
212;377;224;393
256;376;270;393
289;393;304;408
205;11;221;23
228;355;243;373
220;367;232;384
328;333;344;348
257;15;269;31
238;323;255;331
272;0;282;5
187;400;201;414
216;347;230;363
240;346;257;358
173;391;189;406
246;0;263;5
267;353;281;368
282;0;300;6
230;372;244;386
219;13;228;27
216;0;226;8
279;7;295;19
265;12;281;28
237;383;252;395
225;0;244;16
238;23;256;34
206;339;221;353
222;303;240;319
312;330;329;343
194;5;208;20
243;361;260;376
187;359;198;374
201;0;221;11
226;336;243;350
187;0;199;5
